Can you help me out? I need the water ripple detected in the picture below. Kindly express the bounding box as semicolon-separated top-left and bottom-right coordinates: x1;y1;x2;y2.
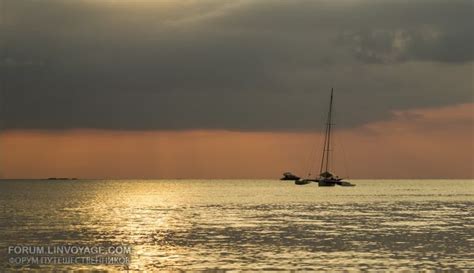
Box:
0;179;472;271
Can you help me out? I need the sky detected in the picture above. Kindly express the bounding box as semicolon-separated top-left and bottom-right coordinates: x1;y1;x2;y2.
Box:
0;0;473;179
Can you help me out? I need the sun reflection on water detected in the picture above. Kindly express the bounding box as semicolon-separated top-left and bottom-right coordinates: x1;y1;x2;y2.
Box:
0;179;472;271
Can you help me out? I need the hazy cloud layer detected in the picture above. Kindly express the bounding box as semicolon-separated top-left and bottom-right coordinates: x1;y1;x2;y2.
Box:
1;0;473;131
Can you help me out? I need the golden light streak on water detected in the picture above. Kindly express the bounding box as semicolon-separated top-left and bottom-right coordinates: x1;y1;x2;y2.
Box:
0;179;472;271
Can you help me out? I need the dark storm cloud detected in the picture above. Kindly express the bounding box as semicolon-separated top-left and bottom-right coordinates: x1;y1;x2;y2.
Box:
341;27;474;64
0;0;472;131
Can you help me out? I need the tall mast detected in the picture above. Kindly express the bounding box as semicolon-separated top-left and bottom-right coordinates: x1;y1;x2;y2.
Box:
319;88;334;174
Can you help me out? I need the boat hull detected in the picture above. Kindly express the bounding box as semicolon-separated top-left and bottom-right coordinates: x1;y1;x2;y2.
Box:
295;180;312;185
318;180;336;187
317;179;356;187
337;181;356;187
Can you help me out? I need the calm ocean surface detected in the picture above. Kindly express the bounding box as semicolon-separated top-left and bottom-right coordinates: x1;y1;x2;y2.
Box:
0;179;472;271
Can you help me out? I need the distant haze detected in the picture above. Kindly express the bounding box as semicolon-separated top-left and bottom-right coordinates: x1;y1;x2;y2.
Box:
0;0;472;178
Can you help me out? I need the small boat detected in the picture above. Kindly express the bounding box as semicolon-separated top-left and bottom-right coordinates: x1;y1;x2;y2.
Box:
280;88;355;187
47;177;78;180
281;172;301;181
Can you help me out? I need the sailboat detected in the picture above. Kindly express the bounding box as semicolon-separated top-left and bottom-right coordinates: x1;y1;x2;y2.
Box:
281;88;355;187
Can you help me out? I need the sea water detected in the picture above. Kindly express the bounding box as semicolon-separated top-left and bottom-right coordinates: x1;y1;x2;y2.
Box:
0;179;472;271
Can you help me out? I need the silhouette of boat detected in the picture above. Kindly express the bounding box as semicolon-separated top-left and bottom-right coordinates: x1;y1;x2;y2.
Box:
47;178;78;180
281;88;355;187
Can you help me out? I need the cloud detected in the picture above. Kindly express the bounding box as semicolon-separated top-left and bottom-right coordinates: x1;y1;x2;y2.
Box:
1;104;472;179
342;26;473;64
0;0;472;131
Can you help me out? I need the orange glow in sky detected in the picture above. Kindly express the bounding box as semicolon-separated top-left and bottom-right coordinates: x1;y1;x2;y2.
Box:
1;104;472;179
